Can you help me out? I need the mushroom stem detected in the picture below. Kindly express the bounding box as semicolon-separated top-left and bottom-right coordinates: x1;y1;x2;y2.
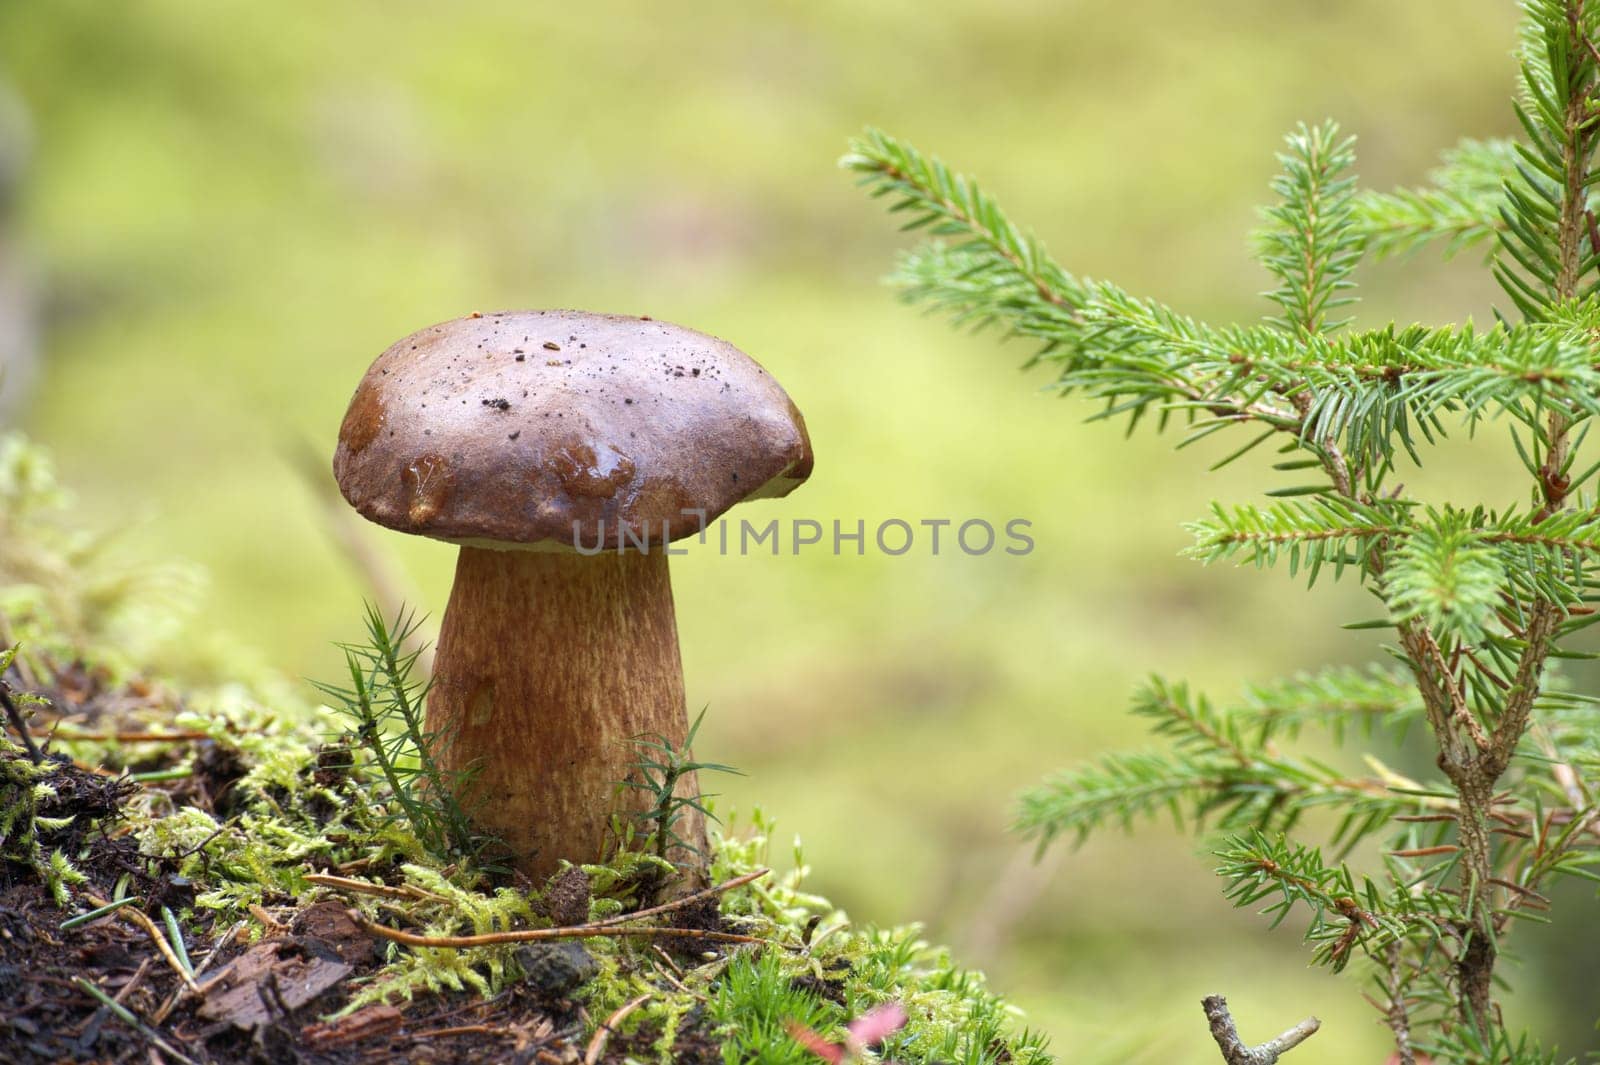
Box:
427;545;705;880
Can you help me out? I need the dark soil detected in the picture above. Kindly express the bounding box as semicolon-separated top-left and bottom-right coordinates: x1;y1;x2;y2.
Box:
0;758;712;1064
0;662;725;1064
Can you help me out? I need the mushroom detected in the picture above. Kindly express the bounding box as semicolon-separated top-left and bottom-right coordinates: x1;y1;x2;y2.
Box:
332;310;812;880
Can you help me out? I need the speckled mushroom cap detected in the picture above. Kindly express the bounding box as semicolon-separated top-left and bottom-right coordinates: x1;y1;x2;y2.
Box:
333;310;813;550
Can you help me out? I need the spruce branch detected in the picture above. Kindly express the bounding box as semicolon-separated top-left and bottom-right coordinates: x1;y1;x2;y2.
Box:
1356;139;1520;260
1259;121;1361;337
843;130;1312;437
1289;322;1600;471
1235;667;1424;741
1191;499;1600;644
1386;516;1508;647
848;127;1600;484
841;128;1086;331
1498;0;1600;317
1184;497;1406;583
1217;832;1461;970
1018;678;1451;854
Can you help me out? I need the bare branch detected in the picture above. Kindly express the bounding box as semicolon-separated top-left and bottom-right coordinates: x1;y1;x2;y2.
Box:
1202;995;1321;1065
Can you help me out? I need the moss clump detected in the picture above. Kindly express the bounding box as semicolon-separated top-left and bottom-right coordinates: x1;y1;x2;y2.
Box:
578;812;1055;1064
0;740;130;903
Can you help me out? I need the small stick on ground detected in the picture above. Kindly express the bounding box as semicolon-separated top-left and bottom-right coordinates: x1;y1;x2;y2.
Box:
584;868;768;929
1202;994;1320;1065
304;872;448;902
352;912;768;949
585;993;652;1065
249;904;289;936
350;868;772;950
411;1024;504;1039
113;957;154;1007
651;944;685;978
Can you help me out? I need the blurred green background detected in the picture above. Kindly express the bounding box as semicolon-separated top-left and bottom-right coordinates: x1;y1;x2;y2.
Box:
5;1;1587;1061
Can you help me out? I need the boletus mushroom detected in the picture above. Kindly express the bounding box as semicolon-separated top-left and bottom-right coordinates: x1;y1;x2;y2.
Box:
332;310;812;880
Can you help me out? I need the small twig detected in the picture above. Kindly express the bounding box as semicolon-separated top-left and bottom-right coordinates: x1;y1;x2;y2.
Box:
72;956;157;1039
648;945;710;1001
1584;28;1600;72
585;993;651;1065
651;958;699;1000
351;910;768;949
113;957;154;1007
304;872;448;902
1202;995;1320;1065
1488;877;1551;905
585;868;768;929
412;1024;503;1039
0;677;44;764
173;819;235;861
249;904;289;936
651;944;685;979
348;868;771;952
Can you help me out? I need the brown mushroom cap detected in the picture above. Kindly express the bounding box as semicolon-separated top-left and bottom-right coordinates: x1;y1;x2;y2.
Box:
333;310;813;549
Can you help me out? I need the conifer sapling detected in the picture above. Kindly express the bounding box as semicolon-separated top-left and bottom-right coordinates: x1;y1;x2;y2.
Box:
849;3;1600;1061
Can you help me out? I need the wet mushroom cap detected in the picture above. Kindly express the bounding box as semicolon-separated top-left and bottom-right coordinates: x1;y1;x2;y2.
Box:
333;310;814;549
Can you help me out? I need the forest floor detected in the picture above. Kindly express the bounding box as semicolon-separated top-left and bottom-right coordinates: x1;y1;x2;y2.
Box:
0;658;749;1064
0;650;1047;1065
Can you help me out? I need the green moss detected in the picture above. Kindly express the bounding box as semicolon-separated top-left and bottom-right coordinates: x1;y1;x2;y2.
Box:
0;746;90;903
551;810;1051;1064
122;693;1052;1060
